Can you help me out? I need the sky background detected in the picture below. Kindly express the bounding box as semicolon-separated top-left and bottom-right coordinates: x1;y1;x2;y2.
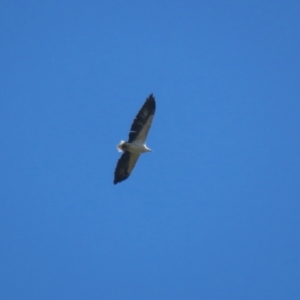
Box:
1;1;300;299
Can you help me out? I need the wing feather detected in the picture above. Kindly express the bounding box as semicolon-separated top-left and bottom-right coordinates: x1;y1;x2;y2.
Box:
114;152;140;184
128;94;156;143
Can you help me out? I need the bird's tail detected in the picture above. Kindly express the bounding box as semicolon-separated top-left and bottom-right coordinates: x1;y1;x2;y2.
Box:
117;140;126;152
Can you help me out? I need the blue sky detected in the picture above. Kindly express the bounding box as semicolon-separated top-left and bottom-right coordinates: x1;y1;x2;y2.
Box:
1;1;300;299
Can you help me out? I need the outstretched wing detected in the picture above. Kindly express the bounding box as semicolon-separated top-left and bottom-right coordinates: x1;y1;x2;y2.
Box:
114;152;140;184
128;94;156;143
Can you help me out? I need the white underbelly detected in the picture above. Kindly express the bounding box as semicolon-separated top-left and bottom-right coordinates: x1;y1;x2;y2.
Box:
127;142;148;154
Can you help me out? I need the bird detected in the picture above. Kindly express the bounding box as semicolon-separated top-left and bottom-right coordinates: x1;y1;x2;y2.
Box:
114;94;156;184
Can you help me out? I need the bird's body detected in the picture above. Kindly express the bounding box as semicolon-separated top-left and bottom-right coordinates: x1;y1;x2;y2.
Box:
117;140;152;154
114;94;156;184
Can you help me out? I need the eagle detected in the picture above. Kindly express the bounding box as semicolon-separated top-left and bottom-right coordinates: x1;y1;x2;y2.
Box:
114;94;156;184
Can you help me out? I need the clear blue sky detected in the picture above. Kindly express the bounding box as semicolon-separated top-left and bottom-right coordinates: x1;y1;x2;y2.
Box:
1;1;299;299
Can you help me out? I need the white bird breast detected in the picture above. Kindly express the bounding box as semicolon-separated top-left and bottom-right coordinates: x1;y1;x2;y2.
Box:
128;142;152;154
117;140;151;154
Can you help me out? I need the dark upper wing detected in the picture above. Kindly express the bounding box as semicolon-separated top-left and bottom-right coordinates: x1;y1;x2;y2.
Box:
128;94;156;143
114;151;140;184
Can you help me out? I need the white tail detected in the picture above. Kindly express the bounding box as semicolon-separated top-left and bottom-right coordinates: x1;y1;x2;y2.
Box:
117;140;126;152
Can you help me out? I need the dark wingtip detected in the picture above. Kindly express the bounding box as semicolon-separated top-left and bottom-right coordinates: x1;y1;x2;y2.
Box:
113;178;126;185
146;93;156;112
113;178;121;184
148;93;155;100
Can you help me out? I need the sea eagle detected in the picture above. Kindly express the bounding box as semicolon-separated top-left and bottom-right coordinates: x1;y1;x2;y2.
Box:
114;94;156;184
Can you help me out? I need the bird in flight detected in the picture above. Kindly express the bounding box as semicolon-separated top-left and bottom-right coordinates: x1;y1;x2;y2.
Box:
114;94;156;184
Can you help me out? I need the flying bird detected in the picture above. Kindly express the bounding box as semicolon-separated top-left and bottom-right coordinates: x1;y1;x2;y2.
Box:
114;94;156;184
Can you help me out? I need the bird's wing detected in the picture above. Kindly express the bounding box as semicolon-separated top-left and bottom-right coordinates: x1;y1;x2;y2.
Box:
128;94;156;143
114;152;140;184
